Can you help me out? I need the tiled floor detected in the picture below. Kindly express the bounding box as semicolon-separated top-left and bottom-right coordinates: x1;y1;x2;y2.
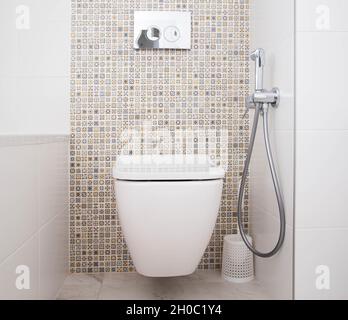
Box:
56;270;270;300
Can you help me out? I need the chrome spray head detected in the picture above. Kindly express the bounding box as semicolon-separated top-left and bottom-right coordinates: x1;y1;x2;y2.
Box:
250;48;265;91
250;48;265;66
245;48;280;114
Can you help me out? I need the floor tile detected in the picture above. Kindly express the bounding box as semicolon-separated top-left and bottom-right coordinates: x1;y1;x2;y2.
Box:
56;274;103;300
57;270;270;300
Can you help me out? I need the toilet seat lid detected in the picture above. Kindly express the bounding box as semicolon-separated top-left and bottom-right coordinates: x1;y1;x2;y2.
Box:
113;155;225;181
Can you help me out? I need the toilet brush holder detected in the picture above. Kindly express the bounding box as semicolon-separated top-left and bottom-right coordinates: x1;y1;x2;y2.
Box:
222;234;254;283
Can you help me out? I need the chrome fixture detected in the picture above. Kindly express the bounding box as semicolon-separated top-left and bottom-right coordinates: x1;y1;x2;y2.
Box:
246;87;280;108
137;27;160;49
134;11;191;50
237;48;285;258
250;48;265;91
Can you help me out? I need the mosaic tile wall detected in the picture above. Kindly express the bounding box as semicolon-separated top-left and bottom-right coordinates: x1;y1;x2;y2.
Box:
70;0;250;273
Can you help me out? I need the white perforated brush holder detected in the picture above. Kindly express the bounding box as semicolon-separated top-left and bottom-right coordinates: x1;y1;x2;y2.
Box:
222;234;254;283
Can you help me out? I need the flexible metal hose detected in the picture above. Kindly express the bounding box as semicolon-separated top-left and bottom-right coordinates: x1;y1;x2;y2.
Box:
237;103;286;258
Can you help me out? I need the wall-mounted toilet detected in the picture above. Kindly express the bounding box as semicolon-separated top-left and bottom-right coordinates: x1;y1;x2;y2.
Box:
113;155;225;277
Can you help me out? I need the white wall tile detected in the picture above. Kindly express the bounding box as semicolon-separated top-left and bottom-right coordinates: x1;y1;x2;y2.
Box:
39;211;69;299
251;0;294;44
296;32;348;131
0;0;70;78
250;0;295;299
0;0;70;135
250;128;294;227
16;20;70;78
251;211;293;299
0;4;18;78
0;235;39;300
1;0;70;22
296;131;348;228
0;137;69;299
295;1;348;300
0;77;17;134
38;142;69;226
295;228;348;299
296;0;348;32
12;77;69;135
0;145;39;262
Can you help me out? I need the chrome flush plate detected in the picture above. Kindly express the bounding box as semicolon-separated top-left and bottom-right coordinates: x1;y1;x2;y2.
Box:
134;11;191;50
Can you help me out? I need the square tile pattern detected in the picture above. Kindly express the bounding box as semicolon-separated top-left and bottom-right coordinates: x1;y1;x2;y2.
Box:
70;0;250;273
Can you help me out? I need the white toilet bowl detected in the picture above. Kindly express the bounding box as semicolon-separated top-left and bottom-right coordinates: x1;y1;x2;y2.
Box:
113;155;225;277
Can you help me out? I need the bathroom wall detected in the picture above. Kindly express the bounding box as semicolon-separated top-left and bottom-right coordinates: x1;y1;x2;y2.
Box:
249;0;295;299
70;0;250;273
0;0;70;299
0;0;70;135
294;0;348;299
0;137;69;299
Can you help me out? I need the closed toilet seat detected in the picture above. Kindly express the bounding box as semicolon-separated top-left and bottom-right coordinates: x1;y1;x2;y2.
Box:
113;155;225;277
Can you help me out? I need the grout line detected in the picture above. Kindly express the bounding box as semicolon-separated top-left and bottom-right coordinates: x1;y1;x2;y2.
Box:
0;232;38;267
96;274;104;300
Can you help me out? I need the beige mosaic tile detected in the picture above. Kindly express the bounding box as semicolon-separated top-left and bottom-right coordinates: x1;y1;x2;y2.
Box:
70;0;250;273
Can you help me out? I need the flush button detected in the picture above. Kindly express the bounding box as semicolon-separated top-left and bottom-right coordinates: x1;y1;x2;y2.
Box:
164;26;181;42
146;26;160;41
